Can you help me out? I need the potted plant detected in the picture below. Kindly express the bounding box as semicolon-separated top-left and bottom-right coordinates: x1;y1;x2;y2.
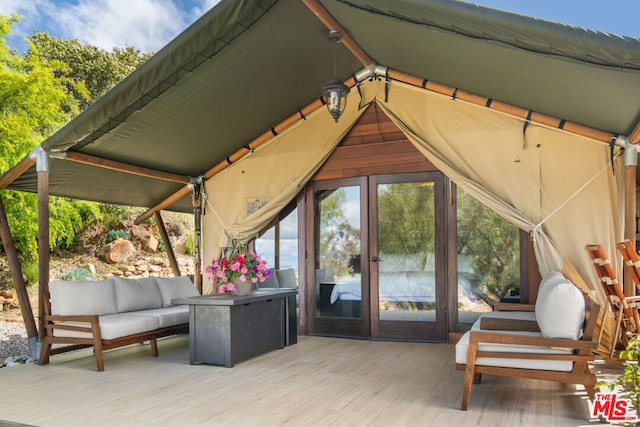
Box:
595;336;640;422
205;249;271;295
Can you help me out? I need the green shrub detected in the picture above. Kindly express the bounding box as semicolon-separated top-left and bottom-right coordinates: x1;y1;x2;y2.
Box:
184;234;195;255
21;259;39;285
106;229;130;243
62;266;96;281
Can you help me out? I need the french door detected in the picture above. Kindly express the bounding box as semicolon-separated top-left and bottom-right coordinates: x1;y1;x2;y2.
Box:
306;172;447;341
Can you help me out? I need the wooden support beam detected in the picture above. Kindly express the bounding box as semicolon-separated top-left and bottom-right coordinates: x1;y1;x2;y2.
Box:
193;197;202;293
153;211;181;277
387;69;616;144
37;169;50;341
301;0;373;68
136;186;192;225
625;163;637;296
64;151;190;184
628;120;640;145
0;156;35;190
0;193;38;339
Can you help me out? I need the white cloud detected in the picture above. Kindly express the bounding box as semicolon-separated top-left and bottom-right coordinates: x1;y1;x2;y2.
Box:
54;0;191;52
1;0;221;53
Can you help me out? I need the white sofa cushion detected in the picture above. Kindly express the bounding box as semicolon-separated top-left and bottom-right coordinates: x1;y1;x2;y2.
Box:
156;276;200;307
113;277;163;313
53;313;160;340
535;272;585;340
258;269;280;289
131;306;190;328
455;317;573;372
96;314;161;340
49;278;117;316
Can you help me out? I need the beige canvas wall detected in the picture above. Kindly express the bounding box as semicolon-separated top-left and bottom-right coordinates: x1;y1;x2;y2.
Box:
201;78;624;346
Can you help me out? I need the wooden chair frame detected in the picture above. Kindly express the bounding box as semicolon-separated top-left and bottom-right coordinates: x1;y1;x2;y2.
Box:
586;243;639;356
456;297;600;412
617;239;640;291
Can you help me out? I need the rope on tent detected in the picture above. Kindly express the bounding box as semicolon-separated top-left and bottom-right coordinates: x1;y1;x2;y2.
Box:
531;151;622;240
384;68;390;103
202;182;233;241
523;110;533;136
610;137;617;175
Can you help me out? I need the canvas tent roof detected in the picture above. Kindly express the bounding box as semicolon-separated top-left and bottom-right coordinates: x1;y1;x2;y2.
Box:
4;0;640;213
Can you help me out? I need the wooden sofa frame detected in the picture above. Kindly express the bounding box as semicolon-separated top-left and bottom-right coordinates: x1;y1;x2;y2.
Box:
456;296;601;411
38;291;188;371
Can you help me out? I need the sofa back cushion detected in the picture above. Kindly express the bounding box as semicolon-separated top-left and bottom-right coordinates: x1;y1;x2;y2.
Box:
156;276;200;307
276;268;297;288
49;278;117;316
113;277;163;313
535;271;585;340
258;268;280;289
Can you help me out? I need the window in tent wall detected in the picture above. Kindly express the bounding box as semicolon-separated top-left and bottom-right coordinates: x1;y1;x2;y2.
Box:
455;187;520;325
254;204;298;275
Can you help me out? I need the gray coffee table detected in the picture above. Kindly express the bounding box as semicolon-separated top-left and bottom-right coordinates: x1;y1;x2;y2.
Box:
173;288;297;367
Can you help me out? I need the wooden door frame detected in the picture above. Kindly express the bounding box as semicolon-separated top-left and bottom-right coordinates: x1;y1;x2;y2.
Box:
304;176;370;338
369;172;448;341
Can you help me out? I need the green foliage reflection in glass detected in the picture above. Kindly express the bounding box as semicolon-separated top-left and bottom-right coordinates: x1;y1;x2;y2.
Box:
457;188;519;306
377;182;434;267
318;187;360;278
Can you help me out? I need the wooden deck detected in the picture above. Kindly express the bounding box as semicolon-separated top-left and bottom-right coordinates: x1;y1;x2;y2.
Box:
0;335;610;426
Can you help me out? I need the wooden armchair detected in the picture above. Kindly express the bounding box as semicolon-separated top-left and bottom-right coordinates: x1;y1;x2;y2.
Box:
455;272;600;414
586;243;639;355
617;239;640;290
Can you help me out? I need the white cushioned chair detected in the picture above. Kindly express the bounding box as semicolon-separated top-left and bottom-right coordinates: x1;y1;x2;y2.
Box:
455;272;600;414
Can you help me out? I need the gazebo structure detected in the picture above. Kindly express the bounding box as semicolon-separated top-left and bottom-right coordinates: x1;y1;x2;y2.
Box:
1;0;640;353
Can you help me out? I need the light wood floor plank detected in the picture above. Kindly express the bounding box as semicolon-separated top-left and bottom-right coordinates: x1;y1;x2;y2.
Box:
0;336;607;426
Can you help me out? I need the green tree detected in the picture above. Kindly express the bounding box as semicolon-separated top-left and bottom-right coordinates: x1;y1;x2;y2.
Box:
26;32;152;109
377;183;435;259
317;188;360;277
0;14;79;262
457;188;520;302
0;15;149;266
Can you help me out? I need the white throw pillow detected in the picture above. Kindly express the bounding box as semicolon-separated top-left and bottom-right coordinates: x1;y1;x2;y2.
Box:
258;269;280;289
113;277;163;312
535;272;585;340
49;278;117;316
156;276;200;307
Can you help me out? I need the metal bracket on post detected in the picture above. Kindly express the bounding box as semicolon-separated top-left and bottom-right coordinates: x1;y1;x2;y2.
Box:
189;176;204;292
621;135;638;167
29;146;49;172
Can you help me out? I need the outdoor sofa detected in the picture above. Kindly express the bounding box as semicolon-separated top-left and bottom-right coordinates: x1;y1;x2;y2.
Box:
38;275;199;371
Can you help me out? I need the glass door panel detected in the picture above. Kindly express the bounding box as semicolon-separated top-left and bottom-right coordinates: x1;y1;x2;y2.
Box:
371;173;446;341
308;177;369;338
315;185;362;319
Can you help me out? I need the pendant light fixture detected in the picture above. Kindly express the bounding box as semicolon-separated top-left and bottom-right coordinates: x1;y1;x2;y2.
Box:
322;30;349;123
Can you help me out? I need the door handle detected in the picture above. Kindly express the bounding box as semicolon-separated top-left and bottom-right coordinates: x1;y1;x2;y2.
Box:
371;256;383;262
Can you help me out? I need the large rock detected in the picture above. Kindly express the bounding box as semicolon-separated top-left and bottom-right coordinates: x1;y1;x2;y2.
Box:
99;238;136;264
142;235;159;254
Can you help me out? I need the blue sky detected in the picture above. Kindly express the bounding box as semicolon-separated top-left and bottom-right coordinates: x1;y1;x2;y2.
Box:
1;0;639;54
1;0;221;53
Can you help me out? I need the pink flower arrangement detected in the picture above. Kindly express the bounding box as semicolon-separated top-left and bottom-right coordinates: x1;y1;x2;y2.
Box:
205;250;271;294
